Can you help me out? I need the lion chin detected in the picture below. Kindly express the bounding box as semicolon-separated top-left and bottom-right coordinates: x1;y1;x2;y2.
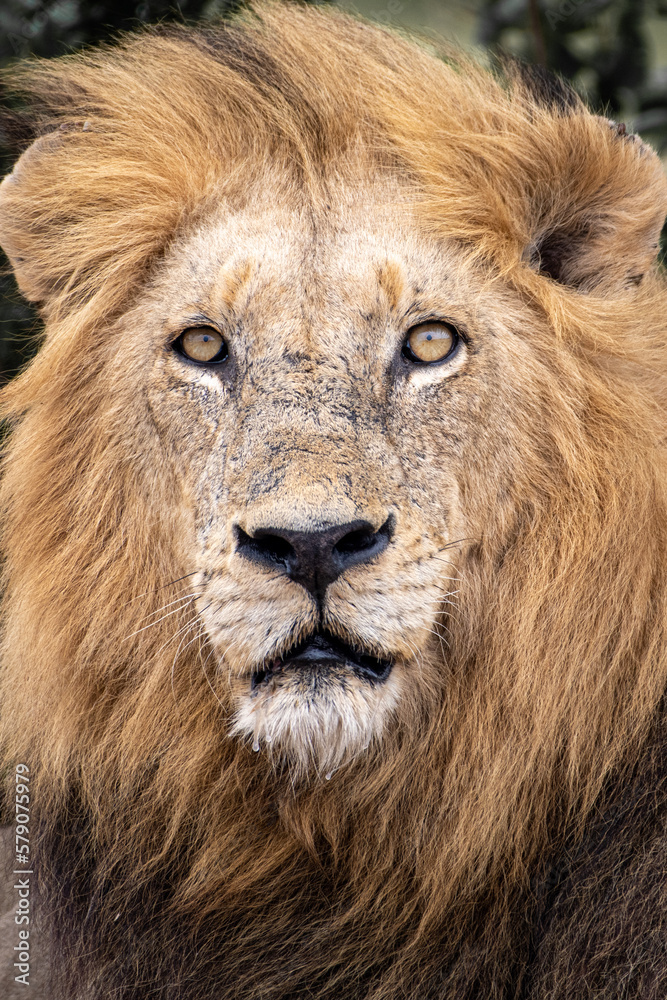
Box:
230;630;402;777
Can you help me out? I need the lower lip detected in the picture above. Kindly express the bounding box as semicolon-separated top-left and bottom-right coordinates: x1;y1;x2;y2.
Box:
251;644;393;689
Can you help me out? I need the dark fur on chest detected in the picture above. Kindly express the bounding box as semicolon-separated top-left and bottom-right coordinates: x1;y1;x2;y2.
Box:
36;732;667;1000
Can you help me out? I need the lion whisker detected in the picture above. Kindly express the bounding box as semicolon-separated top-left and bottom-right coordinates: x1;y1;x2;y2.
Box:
401;633;426;668
119;572;203;609
199;645;227;712
133;592;202;626
166;606;212;648
427;626;450;652
123;597;200;640
171;626;209;703
435;537;476;552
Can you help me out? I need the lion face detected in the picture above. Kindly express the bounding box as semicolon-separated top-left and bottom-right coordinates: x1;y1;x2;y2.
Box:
2;11;666;792
131;174;535;775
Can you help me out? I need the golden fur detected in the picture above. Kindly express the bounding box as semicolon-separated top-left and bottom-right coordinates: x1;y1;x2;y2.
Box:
1;3;667;997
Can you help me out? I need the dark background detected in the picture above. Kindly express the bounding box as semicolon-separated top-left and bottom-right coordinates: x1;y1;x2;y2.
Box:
1;0;667;379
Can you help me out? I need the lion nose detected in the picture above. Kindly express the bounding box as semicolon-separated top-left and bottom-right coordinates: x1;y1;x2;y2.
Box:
234;517;394;599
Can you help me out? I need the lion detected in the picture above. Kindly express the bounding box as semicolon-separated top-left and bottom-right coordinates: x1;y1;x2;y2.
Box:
1;2;667;997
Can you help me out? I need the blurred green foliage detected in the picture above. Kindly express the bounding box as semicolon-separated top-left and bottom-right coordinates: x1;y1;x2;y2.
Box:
1;0;667;378
0;0;237;61
479;1;667;143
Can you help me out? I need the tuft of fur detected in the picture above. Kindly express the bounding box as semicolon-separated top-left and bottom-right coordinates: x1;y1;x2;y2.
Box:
1;3;667;999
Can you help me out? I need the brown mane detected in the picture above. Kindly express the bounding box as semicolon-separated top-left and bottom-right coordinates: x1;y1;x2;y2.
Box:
1;3;667;997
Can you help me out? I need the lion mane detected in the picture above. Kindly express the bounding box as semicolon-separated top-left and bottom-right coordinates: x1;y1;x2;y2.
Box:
1;3;667;998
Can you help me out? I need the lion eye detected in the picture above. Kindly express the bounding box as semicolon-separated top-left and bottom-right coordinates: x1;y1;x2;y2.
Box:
176;327;227;364
403;322;458;364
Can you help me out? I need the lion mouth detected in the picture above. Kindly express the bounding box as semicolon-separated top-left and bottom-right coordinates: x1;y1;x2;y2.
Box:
251;631;393;688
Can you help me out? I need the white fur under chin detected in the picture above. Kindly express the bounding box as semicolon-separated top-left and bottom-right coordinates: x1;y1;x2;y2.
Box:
230;667;403;779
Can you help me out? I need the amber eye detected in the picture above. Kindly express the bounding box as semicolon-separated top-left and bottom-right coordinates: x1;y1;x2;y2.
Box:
176;327;227;364
403;322;459;364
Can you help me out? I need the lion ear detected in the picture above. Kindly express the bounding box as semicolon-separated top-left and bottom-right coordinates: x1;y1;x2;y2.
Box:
0;133;63;305
526;121;667;293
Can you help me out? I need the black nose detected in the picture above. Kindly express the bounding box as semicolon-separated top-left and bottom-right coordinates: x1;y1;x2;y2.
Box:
234;517;394;600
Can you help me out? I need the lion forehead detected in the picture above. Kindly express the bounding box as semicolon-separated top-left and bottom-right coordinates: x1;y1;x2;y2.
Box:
151;181;467;362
